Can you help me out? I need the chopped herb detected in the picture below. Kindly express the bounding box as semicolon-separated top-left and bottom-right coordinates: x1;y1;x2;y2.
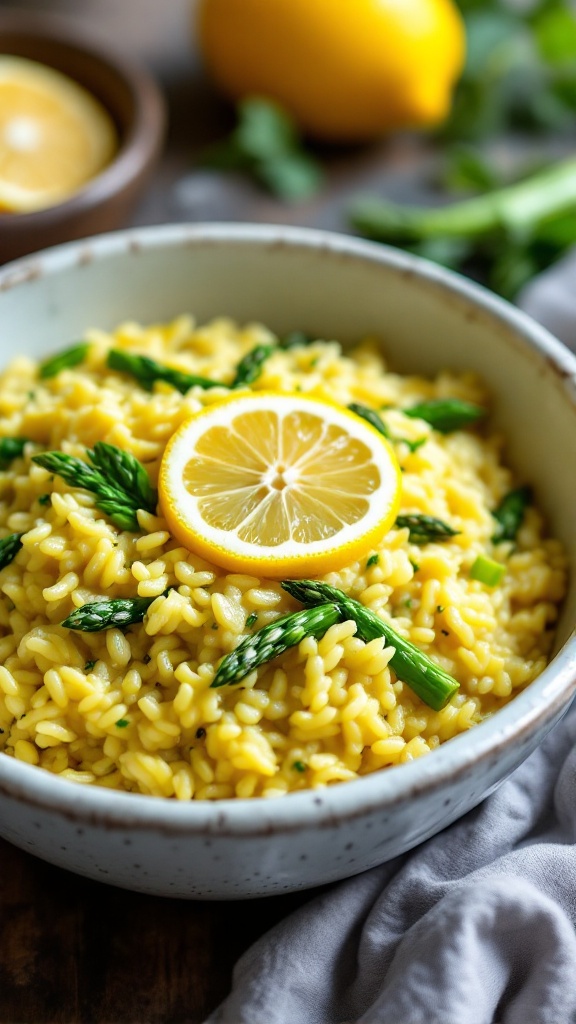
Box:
231;344;276;388
292;760;307;773
84;660;97;672
436;605;445;613
395;514;460;544
107;349;220;394
245;612;258;629
404;597;413;608
143;654;152;665
470;554;506;587
0;437;29;469
441;629;450;636
115;719;129;728
27;391;36;400
38;493;51;506
39;342;90;379
366;554;380;568
281;330;314;349
409;560;420;573
492;486;532;542
404;399;486;433
0;533;23;572
212;622;219;630
32;442;157;532
195;727;206;740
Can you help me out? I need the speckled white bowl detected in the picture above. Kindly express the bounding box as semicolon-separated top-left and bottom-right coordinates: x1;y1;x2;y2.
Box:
0;224;575;899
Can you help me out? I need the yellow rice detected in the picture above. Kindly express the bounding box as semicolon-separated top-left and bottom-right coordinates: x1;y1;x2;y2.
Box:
0;315;567;799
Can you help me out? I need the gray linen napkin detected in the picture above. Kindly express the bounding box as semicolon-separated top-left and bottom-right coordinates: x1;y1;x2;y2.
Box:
208;262;576;1024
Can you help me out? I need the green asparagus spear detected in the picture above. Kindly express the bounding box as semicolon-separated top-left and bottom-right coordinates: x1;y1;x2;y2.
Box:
492;486;532;542
211;603;342;688
39;343;90;379
106;349;220;394
348;403;391;439
404;399;485;433
62;594;159;632
395;514;460;544
0;437;29;469
32;443;157;531
0;533;23;572
231;344;276;388
282;580;460;711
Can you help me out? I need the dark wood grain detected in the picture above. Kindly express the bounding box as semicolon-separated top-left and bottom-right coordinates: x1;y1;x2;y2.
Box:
0;836;315;1023
0;2;438;1021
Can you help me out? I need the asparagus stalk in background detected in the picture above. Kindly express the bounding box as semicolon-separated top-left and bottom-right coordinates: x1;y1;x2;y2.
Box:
107;350;221;394
211;604;342;688
39;343;90;379
0;533;23;572
350;158;576;299
282;580;460;711
0;437;29;469
405;399;485;433
492;486;532;542
231;344;276;388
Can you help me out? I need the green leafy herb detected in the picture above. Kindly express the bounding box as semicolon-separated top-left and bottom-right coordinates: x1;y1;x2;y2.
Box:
292;761;307;773
232;344;276;388
395;514;460;544
245;612;258;629
282;580;460;711
62;594;160;632
203;97;324;201
470;554;506;587
84;660;97;672
32;442;157;532
492;485;532;542
0;437;29;469
281;331;314;349
115;719;129;728
410;560;420;573
39;343;90;379
107;349;220;394
404;399;486;433
37;493;51;506
0;533;23;572
211;603;342;688
366;554;380;568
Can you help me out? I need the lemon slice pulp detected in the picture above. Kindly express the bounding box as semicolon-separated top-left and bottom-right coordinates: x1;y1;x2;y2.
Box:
0;55;117;213
159;392;402;577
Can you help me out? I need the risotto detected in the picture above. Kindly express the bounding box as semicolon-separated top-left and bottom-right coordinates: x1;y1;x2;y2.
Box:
0;315;567;799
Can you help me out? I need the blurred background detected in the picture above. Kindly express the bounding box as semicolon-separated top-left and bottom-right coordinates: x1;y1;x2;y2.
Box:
2;0;576;302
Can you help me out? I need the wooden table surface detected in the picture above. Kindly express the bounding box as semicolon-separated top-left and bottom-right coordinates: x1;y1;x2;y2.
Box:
0;3;479;1021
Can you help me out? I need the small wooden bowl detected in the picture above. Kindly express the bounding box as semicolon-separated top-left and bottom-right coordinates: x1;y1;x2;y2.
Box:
0;10;166;264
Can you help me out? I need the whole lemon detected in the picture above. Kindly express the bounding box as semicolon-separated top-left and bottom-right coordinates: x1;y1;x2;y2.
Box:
197;0;466;142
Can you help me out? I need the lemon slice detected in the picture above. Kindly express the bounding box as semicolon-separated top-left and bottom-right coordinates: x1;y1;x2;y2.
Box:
0;55;117;213
159;392;402;578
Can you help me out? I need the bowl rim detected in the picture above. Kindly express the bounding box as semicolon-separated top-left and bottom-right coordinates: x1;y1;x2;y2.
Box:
0;9;166;225
0;221;575;835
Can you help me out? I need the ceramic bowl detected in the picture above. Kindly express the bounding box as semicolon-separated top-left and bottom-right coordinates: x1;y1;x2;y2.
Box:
0;224;574;900
0;10;165;264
